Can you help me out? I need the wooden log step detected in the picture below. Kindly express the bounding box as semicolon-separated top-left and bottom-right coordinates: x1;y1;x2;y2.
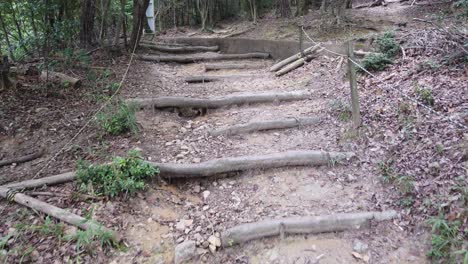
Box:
220;211;397;247
204;63;263;71
275;54;317;77
270;44;320;72
1;151;354;190
184;74;263;83
126;91;310;109
140;43;219;53
138;52;270;63
210;117;321;136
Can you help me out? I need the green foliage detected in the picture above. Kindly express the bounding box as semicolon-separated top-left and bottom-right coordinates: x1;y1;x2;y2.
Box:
77;150;159;197
427;216;467;262
378;160;416;208
375;32;400;58
414;85;435;106
378;159;396;183
15;216;65;238
454;0;468;17
361;53;394;71
96;101;139;136
65;223;115;252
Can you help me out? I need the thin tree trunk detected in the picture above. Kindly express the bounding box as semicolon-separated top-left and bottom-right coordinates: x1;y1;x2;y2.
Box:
0;12;14;61
99;0;111;45
80;0;96;47
121;0;128;49
28;1;39;55
130;0;150;50
8;1;29;54
276;0;291;18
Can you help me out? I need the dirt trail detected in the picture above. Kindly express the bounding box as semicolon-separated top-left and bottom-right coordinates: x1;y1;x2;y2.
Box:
112;46;429;263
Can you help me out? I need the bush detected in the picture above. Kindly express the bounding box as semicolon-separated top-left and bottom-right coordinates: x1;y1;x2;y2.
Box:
427;217;467;262
361;53;394;71
414;86;435;106
77;150;159;197
96;101;138;136
375;31;400;58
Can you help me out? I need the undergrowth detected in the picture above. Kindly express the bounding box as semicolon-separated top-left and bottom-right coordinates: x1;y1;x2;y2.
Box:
427;216;467;263
77;150;159;197
360;31;400;72
96;100;139;136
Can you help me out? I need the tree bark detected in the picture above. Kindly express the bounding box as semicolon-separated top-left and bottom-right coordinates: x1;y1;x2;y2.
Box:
140;43;219;53
130;0;150;50
0;56;13;90
80;0;96;47
0;12;15;60
221;211;397;247
184;74;262;83
126;91;310;109
276;0;291;17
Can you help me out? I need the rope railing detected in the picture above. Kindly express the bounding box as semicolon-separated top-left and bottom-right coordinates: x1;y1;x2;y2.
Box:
301;26;468;130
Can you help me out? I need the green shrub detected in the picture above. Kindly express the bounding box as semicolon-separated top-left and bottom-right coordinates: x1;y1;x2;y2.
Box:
330;99;352;122
427;217;467;262
415;86;435;106
96;101;138;136
361;53;393;71
375;32;400;58
77;150;159;197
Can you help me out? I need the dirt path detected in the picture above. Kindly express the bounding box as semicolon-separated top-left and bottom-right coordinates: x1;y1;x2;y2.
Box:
110;48;429;263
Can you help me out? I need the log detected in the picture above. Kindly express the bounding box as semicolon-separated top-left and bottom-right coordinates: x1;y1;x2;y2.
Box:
275;54;316;77
220;211;397;247
140;41;189;47
0;187;121;243
210;117;321;136
0;149;44;167
139;43;219;53
149;151;355;178
270;44;320;72
2;171;76;190
0;150;354;189
138;52;270;63
127;91;310;110
40;71;81;87
204;63;262;71
184;74;262;83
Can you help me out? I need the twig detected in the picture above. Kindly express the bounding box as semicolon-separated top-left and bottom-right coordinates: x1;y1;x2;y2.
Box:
0;149;44;167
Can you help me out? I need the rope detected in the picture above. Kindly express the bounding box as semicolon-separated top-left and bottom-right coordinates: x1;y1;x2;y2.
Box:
32;23;143;179
6;189;18;202
301;27;468;130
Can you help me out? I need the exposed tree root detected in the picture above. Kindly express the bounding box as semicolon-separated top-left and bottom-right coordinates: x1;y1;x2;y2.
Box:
138;52;270;63
1;151;354;189
139;43;219;53
184;74;262;83
0;149;44;167
220;211;397;247
204;63;261;71
270;44;320;72
0;187;122;243
210;117;321;136
126;91;311;110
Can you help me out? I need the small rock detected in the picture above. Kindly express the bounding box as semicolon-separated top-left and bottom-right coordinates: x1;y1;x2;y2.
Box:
193;185;201;193
194;233;203;242
180;127;188;133
183;219;194;227
353;239;369;253
174;240;196;264
175;221;186;231
202;241;210;248
202;205;210;211
202;190;211;201
192;158;201;163
64;226;77;237
209;244;217;254
208;235;221;247
176;237;185;243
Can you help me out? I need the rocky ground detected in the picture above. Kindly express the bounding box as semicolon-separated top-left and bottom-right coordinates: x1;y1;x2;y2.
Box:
1;1;466;263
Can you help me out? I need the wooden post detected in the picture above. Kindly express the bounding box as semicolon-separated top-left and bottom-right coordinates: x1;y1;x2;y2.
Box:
347;41;361;127
299;26;304;57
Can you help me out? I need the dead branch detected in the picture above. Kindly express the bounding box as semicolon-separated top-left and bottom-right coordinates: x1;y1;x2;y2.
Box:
0;187;121;243
210;117;321;136
2;171;76;190
126;91;311;109
221;211;397;247
0;149;44;167
138;52;270;63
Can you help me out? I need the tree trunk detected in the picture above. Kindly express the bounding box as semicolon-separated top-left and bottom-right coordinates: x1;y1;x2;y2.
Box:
320;0;347;24
0;56;13;90
0;12;14;61
99;0;111;45
130;0;150;50
276;0;291;18
80;0;96;47
197;0;209;31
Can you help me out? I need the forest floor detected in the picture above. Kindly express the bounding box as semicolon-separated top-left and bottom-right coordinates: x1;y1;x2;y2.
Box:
0;1;466;263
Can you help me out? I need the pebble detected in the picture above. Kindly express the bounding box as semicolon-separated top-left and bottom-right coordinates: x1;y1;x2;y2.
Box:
208;235;221;247
353;239;369;253
193;185;201;193
202;190;211;200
